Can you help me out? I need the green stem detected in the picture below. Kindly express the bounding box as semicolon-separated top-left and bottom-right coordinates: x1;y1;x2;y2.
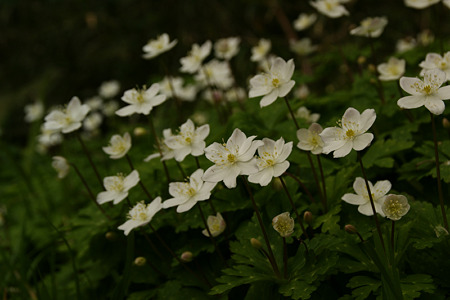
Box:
284;97;299;130
283;237;288;279
368;37;385;104
76;133;103;188
126;154;153;200
391;220;395;251
148;115;171;182
306;152;324;204
316;155;328;212
283;172;316;204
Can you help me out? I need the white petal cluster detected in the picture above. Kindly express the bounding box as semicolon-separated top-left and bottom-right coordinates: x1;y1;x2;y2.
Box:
251;39;271;62
97;170;140;205
272;212;295;237
350;17;388;38
398;69;450;115
377;57;406;81
396;37;417;53
164;119;210;162
37;125;63;152
404;0;439;9
419;52;450;80
44;97;90;134
52;156;70;179
310;0;349;18
99;80;121;99
249;57;296;107
116;84;166;117
320;107;376;158
142;33;177;60
202;213;226;237
195;59;234;90
297;123;324;155
248;137;292;186
103;132;132;159
382;194;410;221
203;128;263;189
118;197;163;236
24;100;44;123
214;37;240;61
342;177;391;216
293;13;317;31
289;38;317;56
180;41;212;74
163;169;216;213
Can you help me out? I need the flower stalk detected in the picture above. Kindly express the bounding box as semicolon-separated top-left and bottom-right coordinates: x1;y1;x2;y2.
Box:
316;155;328;212
148;115;171;182
76;133;103;187
125;154;153;200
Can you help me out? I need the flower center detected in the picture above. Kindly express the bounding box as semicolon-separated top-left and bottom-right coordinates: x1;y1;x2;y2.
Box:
227;153;237;163
346;129;355;138
272;78;280;87
423;85;432;95
187;187;196;197
136;93;145;103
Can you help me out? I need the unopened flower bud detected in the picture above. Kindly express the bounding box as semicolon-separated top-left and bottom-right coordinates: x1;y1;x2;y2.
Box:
368;64;376;73
272;212;295;237
134;256;146;266
344;224;358;234
105;231;117;241
443;118;450;129
357;56;366;65
181;251;193;262
272;177;283;190
303;211;313;224
250;238;262;249
382;194;410;221
134;127;147;136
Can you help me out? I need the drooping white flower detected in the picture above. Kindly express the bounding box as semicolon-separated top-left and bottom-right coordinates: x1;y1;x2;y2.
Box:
404;0;439;9
116;84;166;117
52;156;70;179
377;57;406;81
195;59;234;90
44;97;90;134
164;119;210;162
142;33;177;60
398;69;450;115
118;197;163;236
99;80;121;99
251;39;271;62
163;169;216;213
24;100;44;123
97;170;140;205
203;128;263;189
382;194;410;221
214;37;240;60
419;52;450;80
249;57;296;107
310;0;349;18
350;17;388;38
293;13;317;31
202;213;226;237
295;106;319;123
248;137;292;186
297;123;324;155
272;212;295;237
103;132;132;159
180;40;212;74
342;177;391;216
320;107;376;158
289;38;317;56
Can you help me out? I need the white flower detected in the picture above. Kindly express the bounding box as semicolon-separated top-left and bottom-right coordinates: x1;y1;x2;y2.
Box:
38;125;63;149
180;41;212;74
320;107;376;158
144;128;176;162
350;17;388;38
102;100;119;117
404;0;439;9
24;100;44;123
382;194;410;221
97;170;140;205
295;85;310;100
118;197;163;236
142;33;177;59
377;57;406;81
419;52;450;80
417;29;434;46
444;0;450;9
251;39;271;62
249;57;296;107
297;123;324;155
295;106;319;123
272;212;295;237
195;59;234;90
159;76;184;99
398;69;450;115
202;213;226;237
163;169;216;213
248;137;292;186
103;132;132;159
289;38;317;56
293;13;317;31
116;84;166;117
225;87;246;102
83;112;103;132
52;156;70;179
85;96;103;111
310;0;349;18
44;97;90;134
164;119;210;162
214;37;240;60
203;128;263;189
99;80;120;99
342;177;391;216
396;37;417;53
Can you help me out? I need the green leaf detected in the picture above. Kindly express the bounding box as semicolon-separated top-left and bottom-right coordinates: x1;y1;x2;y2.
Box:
347;275;381;300
363;139;415;169
401;274;435;299
313;204;341;234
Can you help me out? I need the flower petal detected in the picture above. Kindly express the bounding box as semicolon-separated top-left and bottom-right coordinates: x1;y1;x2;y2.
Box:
342;193;366;205
260;90;279;107
397;95;426;109
400;77;423;96
437;86;450;100
353;133;373;151
332;140;353;158
425;98;446;115
373;180;392;199
358;202;374;216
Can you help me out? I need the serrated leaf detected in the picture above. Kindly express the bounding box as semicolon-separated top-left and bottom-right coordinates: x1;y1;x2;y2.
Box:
363;139;414;169
313;205;341;234
401;274;435;299
347;275;381;300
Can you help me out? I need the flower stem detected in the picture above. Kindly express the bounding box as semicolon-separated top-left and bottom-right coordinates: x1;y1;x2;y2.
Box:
71;163;111;220
431;113;449;231
148;115;171;182
368;37;385;104
279;176;309;239
195;156;201;169
242;176;281;278
391;220;395;250
76;133;103;188
283;172;316;204
197;204;228;267
284;97;299;130
316;155;328;212
148;223;212;288
140;228;167;262
126;154;153;200
357;152;385;252
283;237;288;279
306;152;324;206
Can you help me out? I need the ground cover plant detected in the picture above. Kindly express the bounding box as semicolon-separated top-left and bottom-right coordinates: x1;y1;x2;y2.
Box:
3;0;450;299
